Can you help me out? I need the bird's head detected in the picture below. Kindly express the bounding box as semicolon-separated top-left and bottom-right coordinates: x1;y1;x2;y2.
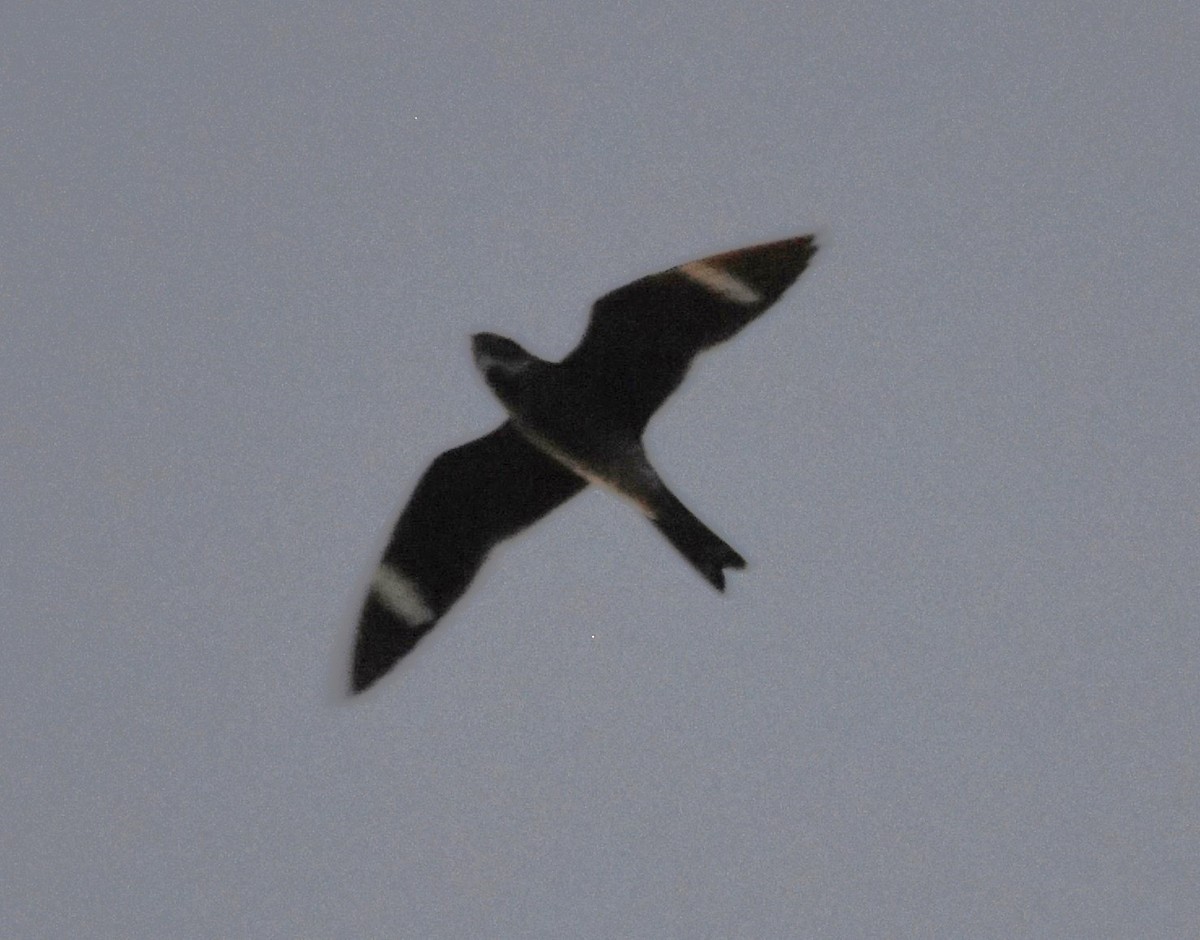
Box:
471;333;537;406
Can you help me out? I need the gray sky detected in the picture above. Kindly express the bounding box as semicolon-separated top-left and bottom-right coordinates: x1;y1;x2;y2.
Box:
3;3;1198;937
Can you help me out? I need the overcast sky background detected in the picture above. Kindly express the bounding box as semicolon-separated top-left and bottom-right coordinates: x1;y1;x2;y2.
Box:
3;3;1197;937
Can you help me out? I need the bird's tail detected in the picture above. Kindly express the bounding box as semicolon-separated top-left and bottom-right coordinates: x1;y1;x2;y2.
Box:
651;494;746;591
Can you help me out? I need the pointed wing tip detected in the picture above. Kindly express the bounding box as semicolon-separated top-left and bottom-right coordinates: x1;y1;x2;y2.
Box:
691;234;819;309
350;617;425;693
763;232;820;270
349;591;435;694
349;638;398;694
349;660;385;695
788;232;818;250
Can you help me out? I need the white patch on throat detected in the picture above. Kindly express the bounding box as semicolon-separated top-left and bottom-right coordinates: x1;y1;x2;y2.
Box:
371;565;435;626
475;350;508;375
474;347;530;380
678;261;761;305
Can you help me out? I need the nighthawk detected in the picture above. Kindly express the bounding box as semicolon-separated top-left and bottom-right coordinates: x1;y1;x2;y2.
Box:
350;234;818;692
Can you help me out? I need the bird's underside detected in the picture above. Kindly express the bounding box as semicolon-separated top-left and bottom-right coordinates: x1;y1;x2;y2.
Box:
350;234;818;693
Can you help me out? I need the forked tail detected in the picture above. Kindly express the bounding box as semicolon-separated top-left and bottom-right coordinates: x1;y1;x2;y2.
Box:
651;495;746;591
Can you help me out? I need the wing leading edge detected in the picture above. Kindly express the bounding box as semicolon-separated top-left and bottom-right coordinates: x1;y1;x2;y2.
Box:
561;235;817;432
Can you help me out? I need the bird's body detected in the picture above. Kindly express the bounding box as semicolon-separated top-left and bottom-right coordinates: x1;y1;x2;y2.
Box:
474;335;660;511
350;234;818;692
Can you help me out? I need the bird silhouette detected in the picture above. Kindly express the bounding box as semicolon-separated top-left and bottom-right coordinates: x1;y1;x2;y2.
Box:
351;234;818;692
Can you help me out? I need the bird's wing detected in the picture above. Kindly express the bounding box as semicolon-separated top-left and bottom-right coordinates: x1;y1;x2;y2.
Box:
352;421;586;692
561;235;818;432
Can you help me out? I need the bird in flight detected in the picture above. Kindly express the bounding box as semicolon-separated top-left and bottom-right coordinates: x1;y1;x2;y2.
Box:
350;234;818;692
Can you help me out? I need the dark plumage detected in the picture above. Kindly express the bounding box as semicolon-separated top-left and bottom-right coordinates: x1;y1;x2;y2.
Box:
351;234;817;692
